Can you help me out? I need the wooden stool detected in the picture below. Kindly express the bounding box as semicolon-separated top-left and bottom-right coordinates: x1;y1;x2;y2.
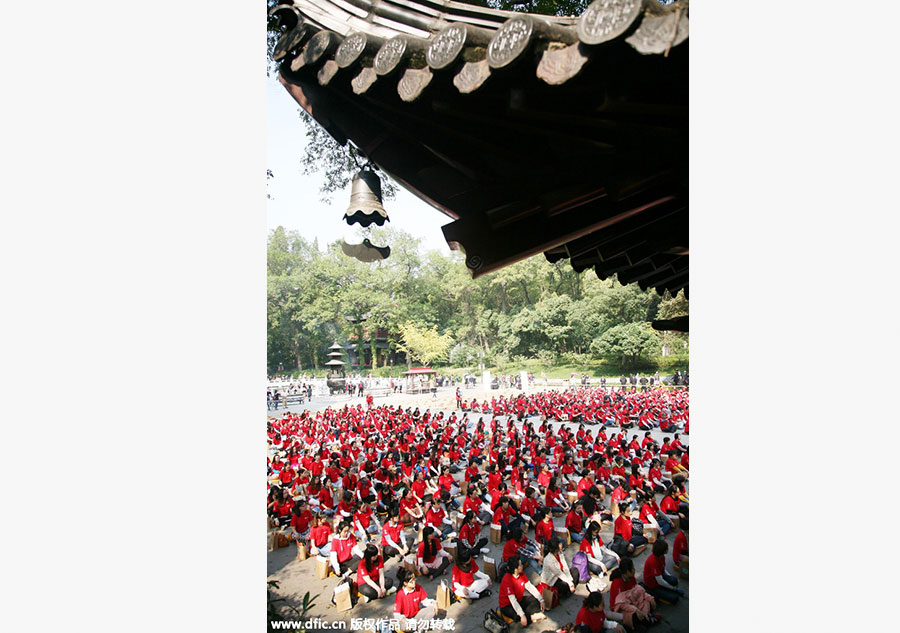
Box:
497;610;516;624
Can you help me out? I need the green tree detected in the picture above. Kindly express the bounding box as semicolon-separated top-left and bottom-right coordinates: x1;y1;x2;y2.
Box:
396;322;454;367
590;323;660;370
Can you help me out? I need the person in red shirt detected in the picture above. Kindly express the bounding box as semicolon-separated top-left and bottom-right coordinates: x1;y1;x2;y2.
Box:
579;521;620;576
308;513;333;557
356;543;396;603
565;501;585;544
393;568;437;631
437;466;458;497
575;591;625;633
502;527;542;576
660;485;688;530
640;540;683;604
380;509;411;561
416;526;451;580
534;509;555;545
317;479;336;516
517;487;540;531
451;551;492;600
330;519;364;577
498;555;546;626
672;528;688;569
457;510;489;560
545;477;570;513
636;491;667;538
647;459;665;495
462;487;491;524
269;489;294;528
664;450;688;479
398;488;424;527
612;505;648;558
353;500;381;542
289;499;312;541
493;496;523;541
336;490;356;519
608;558;659;629
423;496;453;539
576;471;595;500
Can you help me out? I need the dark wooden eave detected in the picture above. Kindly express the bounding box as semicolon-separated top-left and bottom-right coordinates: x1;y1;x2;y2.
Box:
272;0;689;297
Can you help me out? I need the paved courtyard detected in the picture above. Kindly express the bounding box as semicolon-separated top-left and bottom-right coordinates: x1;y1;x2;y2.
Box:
267;386;689;632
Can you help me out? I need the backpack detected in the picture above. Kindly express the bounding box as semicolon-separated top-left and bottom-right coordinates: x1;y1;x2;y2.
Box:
631;518;644;535
483;610;510;633
570;551;589;583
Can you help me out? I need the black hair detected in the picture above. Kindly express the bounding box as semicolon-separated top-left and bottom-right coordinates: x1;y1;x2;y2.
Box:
652;539;669;557
505;555;522;575
363;543;380;573
543;536;563;557
397;567;415;585
582;590;604;609
609;557;634;581
422;526;438;560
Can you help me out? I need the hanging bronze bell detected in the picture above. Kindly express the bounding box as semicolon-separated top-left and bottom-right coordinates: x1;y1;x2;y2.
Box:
344;168;389;227
341;238;391;262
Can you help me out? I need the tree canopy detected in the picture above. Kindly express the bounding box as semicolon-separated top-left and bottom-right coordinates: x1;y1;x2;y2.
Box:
267;227;688;372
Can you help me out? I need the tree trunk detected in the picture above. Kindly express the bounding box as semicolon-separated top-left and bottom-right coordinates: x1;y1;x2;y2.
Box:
293;340;303;372
370;335;377;370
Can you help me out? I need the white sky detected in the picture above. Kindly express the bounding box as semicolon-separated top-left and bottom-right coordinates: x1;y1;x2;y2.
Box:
266;75;454;254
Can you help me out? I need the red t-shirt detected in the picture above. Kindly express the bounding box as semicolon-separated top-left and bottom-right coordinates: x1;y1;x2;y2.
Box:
535;519;554;543
579;536;604;556
565;511;583;533
381;522;404;548
356;555;384;586
545;487;563;507
290;510;312;533
575;607;607;633
673;530;687;564
331;535;358;563
660;496;679;514
459;521;482;546
502;538;525;562
610;576;636;608
451;560;479;587
309;523;332;547
493;505;512;525
519;497;538;518
426;507;446;528
498;572;529;608
417;540;443;564
614;515;633;541
463;496;482;516
642;553;664;589
354;508;373;529
394;584;427;618
318;487;334;510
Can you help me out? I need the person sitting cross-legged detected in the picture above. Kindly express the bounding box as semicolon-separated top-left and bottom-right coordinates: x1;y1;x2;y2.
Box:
451;551;492;600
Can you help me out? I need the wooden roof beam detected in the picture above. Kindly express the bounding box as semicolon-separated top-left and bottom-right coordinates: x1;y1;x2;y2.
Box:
443;192;671;278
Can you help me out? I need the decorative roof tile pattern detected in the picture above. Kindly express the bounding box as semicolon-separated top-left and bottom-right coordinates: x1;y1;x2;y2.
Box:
273;0;688;297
